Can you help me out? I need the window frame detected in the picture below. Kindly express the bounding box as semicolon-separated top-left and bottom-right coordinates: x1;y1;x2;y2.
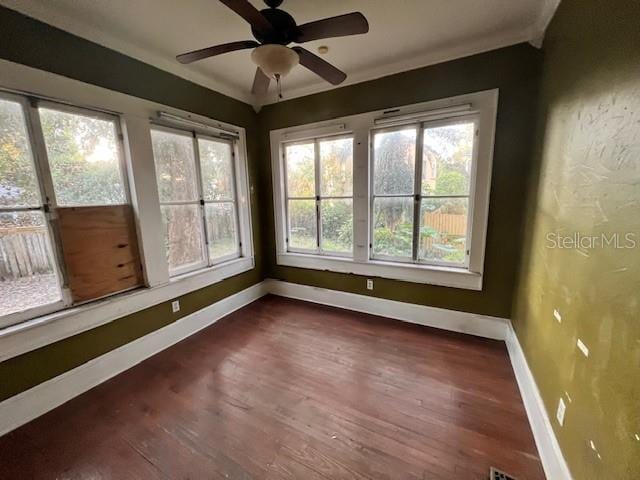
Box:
150;123;243;277
0;91;132;327
36;99;132;208
0;61;255;358
270;89;498;291
282;133;354;257
369;114;479;269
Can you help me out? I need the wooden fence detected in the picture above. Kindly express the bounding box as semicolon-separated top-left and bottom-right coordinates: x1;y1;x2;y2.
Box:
421;212;467;251
0;226;54;280
422;212;467;235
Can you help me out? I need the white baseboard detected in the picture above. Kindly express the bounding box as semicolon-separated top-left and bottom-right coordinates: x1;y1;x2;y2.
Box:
506;322;572;480
266;279;571;479
0;281;268;438
0;277;571;480
264;279;510;340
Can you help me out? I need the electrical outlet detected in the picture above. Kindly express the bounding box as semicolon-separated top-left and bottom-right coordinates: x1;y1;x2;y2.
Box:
366;279;374;290
553;309;562;323
171;300;180;313
577;338;589;357
556;397;566;426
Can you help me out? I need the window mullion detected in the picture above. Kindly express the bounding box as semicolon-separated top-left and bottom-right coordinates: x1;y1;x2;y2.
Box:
314;138;321;250
228;140;242;250
411;125;424;262
191;134;210;265
23;98;70;304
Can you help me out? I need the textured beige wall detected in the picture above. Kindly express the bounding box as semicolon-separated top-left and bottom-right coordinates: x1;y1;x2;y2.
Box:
512;1;640;478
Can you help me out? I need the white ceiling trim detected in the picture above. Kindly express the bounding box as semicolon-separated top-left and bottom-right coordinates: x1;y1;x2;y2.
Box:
528;0;562;48
3;2;255;105
4;1;561;108
261;26;533;106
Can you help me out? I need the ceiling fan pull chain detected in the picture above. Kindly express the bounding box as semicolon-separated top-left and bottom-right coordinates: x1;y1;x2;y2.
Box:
275;73;283;99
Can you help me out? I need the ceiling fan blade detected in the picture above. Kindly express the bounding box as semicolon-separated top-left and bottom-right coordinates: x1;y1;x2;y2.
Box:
252;67;271;95
292;47;347;85
176;40;259;64
294;12;369;43
218;0;274;37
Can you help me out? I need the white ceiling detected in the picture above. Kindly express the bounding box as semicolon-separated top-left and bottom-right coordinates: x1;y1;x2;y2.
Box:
1;0;559;107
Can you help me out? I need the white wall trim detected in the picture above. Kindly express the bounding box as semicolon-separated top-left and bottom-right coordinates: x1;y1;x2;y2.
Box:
264;279;509;340
269;90;498;291
0;257;254;363
267;279;571;478
506;322;573;480
0;281;268;438
0;277;571;480
0;58;256;362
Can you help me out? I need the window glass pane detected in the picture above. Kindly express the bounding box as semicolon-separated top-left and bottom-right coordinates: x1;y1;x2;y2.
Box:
0;211;61;317
199;138;234;201
205;203;238;260
285;143;315;197
373;128;416;195
320;199;352;253
160;204;204;271
0;99;41;207
151;129;199;202
40;107;126;206
320;137;352;197
422;122;474;196
288;199;316;250
419;198;468;264
372;197;414;258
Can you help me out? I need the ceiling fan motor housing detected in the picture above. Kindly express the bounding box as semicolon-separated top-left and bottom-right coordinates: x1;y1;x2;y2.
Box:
253;8;298;45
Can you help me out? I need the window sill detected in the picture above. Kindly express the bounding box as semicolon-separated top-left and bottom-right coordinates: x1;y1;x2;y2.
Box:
0;256;254;362
276;252;482;291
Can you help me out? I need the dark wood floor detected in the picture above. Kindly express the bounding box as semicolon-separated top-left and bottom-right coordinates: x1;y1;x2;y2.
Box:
0;295;545;479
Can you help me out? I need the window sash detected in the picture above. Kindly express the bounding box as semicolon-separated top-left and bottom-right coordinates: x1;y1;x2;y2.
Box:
283;134;354;257
36;99;131;208
370;115;478;268
152;125;241;276
0;92;72;326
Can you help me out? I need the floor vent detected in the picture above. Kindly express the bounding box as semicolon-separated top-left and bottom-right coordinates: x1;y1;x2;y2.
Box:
489;467;517;480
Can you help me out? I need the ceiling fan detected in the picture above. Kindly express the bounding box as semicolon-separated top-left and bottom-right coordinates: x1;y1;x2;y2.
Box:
176;0;369;96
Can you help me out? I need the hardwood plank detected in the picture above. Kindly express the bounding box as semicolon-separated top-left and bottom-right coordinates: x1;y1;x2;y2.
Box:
0;295;545;479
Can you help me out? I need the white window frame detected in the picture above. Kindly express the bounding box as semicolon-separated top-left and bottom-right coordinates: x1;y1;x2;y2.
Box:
0;59;254;351
150;124;243;277
369;114;479;269
270;89;498;291
0;90;132;328
283;133;354;257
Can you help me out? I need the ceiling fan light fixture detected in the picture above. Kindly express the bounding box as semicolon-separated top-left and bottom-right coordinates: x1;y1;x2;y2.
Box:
251;44;299;79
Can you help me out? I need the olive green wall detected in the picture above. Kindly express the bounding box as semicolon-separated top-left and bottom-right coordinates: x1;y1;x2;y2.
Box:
257;44;542;318
0;6;263;401
511;1;640;479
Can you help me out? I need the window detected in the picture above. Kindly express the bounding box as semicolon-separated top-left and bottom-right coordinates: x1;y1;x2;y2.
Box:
0;92;131;326
270;90;497;290
284;135;353;255
39;106;127;206
371;118;476;267
151;126;241;276
0;96;63;323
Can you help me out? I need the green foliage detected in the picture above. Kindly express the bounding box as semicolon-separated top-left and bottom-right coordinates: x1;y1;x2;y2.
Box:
0;99;40;208
374;222;413;257
434;170;466;195
40;108;125;206
321;199;352;252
